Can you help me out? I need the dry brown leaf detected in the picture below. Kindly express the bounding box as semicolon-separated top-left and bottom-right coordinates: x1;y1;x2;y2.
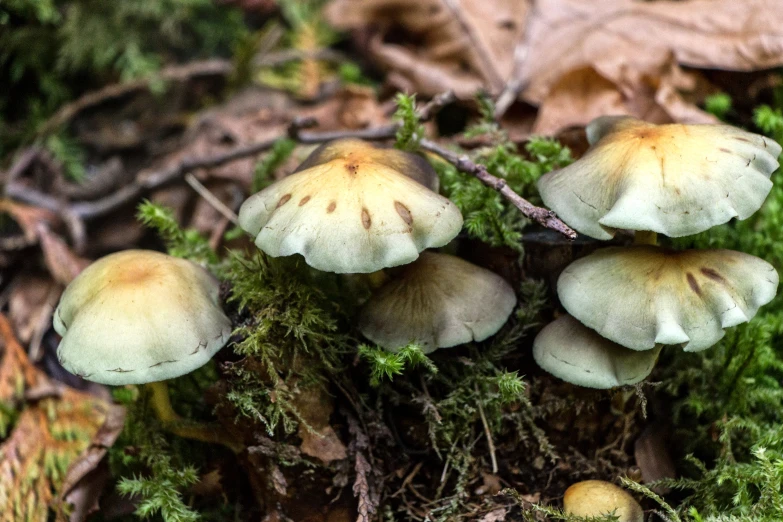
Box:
58;403;126;521
519;0;783;104
0;315;115;522
329;0;783;133
299;86;388;131
325;0;527;98
9;275;60;345
518;0;783;131
293;386;348;465
0;199;57;249
36;223;90;286
532;58;719;135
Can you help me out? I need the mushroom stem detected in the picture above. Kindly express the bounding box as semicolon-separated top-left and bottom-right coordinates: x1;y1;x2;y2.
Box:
145;382;241;452
633;230;658;245
147;381;179;424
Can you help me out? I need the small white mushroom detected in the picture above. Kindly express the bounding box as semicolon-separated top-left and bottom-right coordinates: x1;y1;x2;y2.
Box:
533;315;661;389
53;250;231;385
558;246;779;352
238;139;463;274
538;116;781;239
358;252;517;352
563;480;644;522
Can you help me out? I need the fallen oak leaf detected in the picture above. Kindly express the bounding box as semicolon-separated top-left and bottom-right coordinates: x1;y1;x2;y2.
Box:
57;403;126;521
517;0;783;131
0;315;113;521
325;0;527;98
518;0;783;104
532;58;719;135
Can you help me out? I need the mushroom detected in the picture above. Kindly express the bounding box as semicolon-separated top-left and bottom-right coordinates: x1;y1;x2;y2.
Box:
563;480;644;522
558;246;779;352
538;116;781;241
358;252;517;352
238;138;463;274
533;315;661;389
293;138;440;192
53;250;235;447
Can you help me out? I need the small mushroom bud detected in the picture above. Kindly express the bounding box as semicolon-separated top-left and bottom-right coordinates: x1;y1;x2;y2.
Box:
563;480;643;522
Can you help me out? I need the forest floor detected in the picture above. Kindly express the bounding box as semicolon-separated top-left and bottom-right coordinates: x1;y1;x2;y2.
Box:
3;1;783;521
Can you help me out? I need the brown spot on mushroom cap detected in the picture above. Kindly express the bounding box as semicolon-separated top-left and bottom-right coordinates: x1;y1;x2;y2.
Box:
326;201;336;213
558;245;779;352
299;195;311;206
276;194;292;208
394;201;413;226
686;273;702;296
361;208;372;229
701;267;726;282
345;162;359;176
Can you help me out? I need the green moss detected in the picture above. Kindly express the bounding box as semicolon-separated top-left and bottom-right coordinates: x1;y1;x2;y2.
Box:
0;0;246;152
136;201;218;266
437;137;571;251
221;251;348;434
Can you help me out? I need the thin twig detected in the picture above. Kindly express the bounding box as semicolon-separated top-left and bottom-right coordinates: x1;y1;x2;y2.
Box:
184;174;239;225
6;90;575;240
419;138;577;239
475;384;498;474
39;59;234;136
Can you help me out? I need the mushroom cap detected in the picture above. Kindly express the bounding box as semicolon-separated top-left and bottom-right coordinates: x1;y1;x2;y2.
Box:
358;252;517;352
563;480;644;522
533;315;661;389
238;139;462;274
53;250;232;386
538;116;781;239
558;246;779;352
294;138;440;192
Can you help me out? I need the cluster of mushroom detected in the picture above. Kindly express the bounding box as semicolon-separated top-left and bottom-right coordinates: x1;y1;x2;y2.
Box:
533;116;781;389
52;138;520;437
238;138;518;352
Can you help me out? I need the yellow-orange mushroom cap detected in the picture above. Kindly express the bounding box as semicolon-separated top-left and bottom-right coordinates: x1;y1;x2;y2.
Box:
533;315;661;389
538;116;781;239
558;246;779;352
53;250;232;386
358;252;517;352
238;139;463;274
563;480;643;522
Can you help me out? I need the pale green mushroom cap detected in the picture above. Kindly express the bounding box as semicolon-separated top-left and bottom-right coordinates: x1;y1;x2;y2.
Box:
358;252;517;352
538;116;781;239
558;246;779;352
533;315;661;389
564;480;644;522
53;250;232;386
238;139;463;274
